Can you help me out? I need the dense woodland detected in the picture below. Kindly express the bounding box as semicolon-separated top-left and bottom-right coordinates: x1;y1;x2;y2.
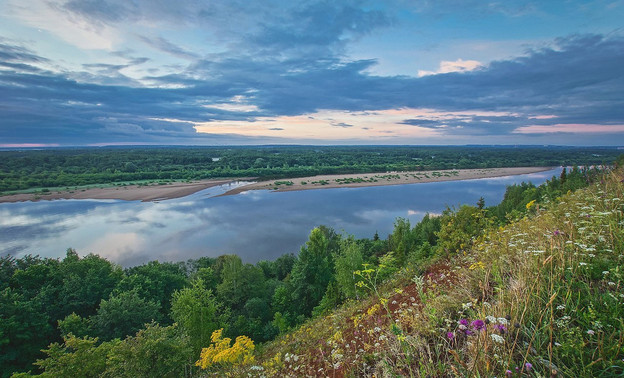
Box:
0;164;607;377
0;145;620;192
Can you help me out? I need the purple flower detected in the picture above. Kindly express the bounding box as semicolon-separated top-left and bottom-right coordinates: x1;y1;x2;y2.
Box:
525;362;533;372
495;324;507;334
505;369;513;377
459;318;469;326
553;229;561;236
471;319;485;331
464;330;474;336
447;332;455;340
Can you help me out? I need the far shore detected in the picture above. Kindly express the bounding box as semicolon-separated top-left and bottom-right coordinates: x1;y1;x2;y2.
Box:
221;166;554;196
0;167;554;203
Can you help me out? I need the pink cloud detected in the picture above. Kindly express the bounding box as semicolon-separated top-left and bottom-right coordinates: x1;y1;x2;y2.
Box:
513;124;624;134
528;115;558;120
0;143;60;148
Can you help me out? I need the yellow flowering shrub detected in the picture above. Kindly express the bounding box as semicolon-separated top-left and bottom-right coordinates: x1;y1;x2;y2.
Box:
195;329;255;369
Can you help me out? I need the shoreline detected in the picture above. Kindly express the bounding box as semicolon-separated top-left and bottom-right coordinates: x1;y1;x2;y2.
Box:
0;167;554;203
221;166;554;196
0;179;241;203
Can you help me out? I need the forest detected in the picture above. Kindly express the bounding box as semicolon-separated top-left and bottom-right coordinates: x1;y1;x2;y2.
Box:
0;145;620;193
0;164;607;377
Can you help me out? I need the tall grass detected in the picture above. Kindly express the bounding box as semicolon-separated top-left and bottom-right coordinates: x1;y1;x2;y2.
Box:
209;169;623;377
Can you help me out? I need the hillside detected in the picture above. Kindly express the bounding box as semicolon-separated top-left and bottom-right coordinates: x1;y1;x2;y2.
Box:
5;165;621;378
213;168;624;376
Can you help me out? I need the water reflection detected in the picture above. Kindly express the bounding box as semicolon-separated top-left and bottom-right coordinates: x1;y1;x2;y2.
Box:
0;168;562;267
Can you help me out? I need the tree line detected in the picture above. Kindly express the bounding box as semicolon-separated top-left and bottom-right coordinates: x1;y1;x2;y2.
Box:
1;145;619;192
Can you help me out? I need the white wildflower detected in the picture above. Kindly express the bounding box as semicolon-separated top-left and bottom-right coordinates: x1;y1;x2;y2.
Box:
491;334;505;344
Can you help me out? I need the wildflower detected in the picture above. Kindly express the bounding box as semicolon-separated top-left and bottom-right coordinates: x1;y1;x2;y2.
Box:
491;334;505;344
587;329;595;335
458;319;469;326
486;315;496;324
495;324;507;334
497;317;509;326
506;369;513;377
556;304;565;310
553;229;561;236
447;332;455;339
471;319;486;331
525;362;533;372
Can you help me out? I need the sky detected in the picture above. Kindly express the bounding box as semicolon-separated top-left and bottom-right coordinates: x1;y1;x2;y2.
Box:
0;0;623;147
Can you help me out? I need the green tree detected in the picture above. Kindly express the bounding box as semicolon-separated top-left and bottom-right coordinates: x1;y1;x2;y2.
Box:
436;205;488;256
116;261;187;323
91;290;161;341
105;323;192;378
289;227;339;318
334;238;364;299
170;279;220;356
0;288;53;377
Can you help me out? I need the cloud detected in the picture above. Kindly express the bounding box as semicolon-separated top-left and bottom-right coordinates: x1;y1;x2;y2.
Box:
0;29;622;145
331;122;354;128
138;35;199;60
417;59;483;77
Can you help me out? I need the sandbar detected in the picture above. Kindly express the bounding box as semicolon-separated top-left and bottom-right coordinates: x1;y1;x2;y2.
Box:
0;167;554;203
0;179;239;203
222;167;554;196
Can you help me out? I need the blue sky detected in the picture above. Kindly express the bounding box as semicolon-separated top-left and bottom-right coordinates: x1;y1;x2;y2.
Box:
0;0;623;146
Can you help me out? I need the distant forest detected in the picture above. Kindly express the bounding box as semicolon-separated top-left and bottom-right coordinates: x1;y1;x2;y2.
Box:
0;145;620;192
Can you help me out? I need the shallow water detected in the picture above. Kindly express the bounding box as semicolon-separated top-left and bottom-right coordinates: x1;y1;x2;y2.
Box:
0;168;561;267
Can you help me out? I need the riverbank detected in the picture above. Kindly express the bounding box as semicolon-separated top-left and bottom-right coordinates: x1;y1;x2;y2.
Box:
222;166;553;196
0;167;553;203
0;179;240;203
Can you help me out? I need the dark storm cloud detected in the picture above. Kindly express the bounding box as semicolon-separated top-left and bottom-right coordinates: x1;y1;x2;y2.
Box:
0;26;622;144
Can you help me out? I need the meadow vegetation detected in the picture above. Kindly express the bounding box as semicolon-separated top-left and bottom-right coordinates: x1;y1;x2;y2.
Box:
1;161;621;377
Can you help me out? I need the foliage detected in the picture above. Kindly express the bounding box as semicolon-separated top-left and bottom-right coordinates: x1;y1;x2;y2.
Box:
1;145;619;192
91;290;161;341
196;329;255;369
104;323;192;378
170;279;220;355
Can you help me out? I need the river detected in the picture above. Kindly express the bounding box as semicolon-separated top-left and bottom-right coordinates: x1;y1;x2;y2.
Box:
0;167;562;267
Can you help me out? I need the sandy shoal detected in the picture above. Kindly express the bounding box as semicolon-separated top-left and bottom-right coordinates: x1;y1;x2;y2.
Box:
0;167;554;203
0;179;238;203
222;167;554;196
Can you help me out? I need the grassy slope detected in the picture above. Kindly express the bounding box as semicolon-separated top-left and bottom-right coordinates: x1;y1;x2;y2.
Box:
214;170;624;377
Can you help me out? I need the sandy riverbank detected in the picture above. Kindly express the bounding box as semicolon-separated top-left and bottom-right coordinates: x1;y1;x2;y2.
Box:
0;179;240;203
0;167;553;203
222;167;553;196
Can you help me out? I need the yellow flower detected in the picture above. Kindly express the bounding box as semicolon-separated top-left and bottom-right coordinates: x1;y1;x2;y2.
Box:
196;329;255;369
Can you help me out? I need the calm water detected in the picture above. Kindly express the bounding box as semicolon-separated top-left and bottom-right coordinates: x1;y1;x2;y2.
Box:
0;168;561;267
